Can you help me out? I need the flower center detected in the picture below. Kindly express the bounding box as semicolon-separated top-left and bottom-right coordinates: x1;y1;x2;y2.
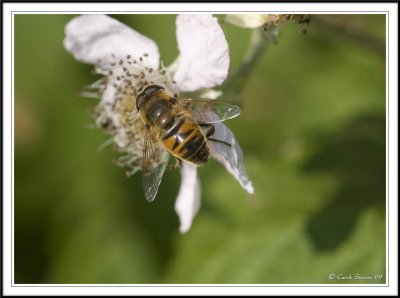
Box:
90;53;176;176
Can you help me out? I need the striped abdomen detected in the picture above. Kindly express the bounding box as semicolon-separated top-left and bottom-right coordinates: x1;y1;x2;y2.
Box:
136;84;210;166
162;113;210;166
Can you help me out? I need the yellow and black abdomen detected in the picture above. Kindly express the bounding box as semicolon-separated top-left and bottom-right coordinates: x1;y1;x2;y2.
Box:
162;113;210;166
137;85;210;166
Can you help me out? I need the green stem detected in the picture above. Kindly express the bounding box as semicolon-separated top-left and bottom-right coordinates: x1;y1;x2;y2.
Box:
222;29;269;104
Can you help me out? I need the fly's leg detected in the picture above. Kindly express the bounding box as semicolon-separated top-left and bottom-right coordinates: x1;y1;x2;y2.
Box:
198;123;231;148
169;158;182;170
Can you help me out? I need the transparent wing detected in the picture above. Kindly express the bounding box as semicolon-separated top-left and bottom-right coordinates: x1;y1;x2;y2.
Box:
179;98;241;124
208;121;254;194
142;130;170;202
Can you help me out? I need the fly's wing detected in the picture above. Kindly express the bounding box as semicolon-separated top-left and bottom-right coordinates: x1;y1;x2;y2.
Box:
142;129;170;202
179;98;241;124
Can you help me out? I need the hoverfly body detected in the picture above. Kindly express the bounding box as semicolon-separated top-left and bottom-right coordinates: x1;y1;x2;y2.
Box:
136;84;241;202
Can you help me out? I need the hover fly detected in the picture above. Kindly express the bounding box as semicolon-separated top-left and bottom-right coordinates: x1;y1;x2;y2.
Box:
136;84;240;202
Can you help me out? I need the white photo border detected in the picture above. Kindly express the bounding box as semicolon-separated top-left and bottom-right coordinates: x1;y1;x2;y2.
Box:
2;2;398;296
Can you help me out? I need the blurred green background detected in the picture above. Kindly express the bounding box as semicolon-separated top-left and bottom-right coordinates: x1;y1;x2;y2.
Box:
14;14;386;284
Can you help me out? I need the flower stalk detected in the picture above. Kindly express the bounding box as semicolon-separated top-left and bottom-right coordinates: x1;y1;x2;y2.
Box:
222;29;269;103
222;14;311;105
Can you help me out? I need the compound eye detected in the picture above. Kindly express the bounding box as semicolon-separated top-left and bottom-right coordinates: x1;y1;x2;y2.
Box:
136;85;165;111
136;94;145;111
144;85;164;98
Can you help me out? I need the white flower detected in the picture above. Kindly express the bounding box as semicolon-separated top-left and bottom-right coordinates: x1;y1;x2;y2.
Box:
225;14;311;34
64;14;253;233
225;14;281;29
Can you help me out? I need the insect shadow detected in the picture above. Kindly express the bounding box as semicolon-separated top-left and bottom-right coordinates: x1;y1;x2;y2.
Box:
301;113;386;251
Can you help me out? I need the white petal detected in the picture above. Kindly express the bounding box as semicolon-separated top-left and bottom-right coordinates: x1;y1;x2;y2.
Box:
64;14;160;68
209;123;254;194
173;14;230;92
175;163;201;233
